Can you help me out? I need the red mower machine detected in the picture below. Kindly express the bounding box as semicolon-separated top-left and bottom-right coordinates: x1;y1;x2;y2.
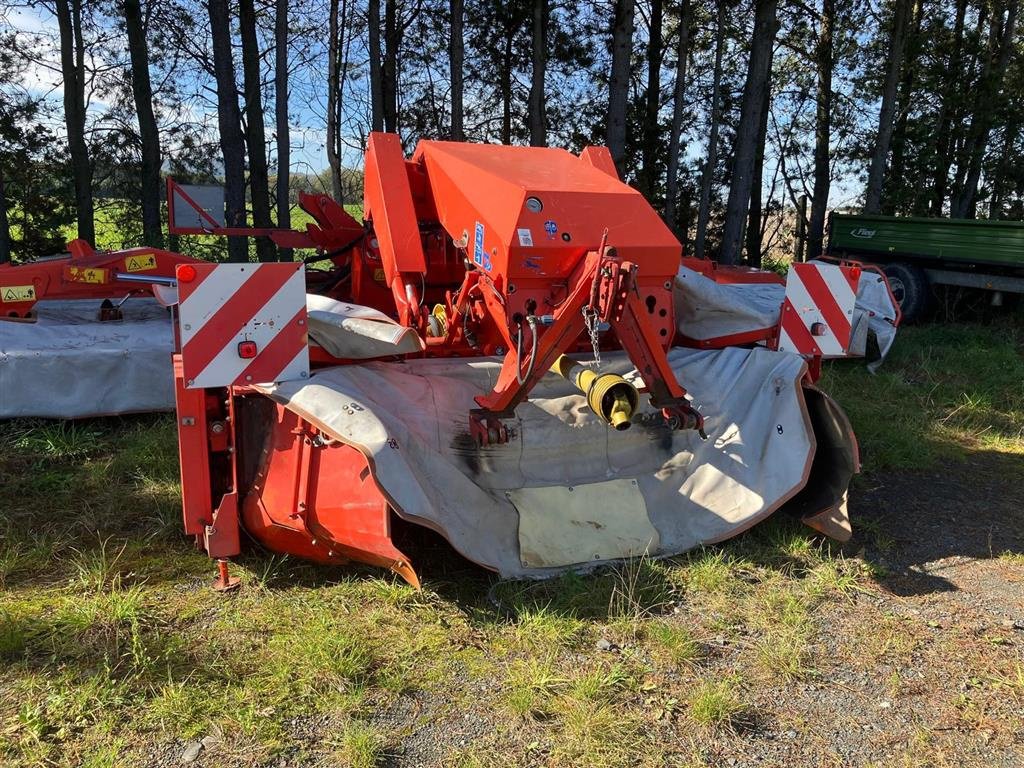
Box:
169;133;863;589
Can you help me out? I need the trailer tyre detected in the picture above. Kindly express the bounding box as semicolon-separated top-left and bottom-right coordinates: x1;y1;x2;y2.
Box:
882;262;929;322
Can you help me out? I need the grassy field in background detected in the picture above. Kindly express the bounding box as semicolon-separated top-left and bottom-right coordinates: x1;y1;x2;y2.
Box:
1;318;1023;766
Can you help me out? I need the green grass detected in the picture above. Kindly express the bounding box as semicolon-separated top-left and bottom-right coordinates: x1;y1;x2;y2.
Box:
688;678;746;729
646;621;703;668
819;321;1024;471
0;320;1022;764
332;721;387;768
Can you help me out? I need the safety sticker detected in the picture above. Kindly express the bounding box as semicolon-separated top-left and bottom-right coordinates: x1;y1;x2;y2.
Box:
473;222;492;271
544;220;558;239
473;221;485;267
66;267;107;284
124;254;157;272
1;285;35;302
517;228;534;247
373;268;386;283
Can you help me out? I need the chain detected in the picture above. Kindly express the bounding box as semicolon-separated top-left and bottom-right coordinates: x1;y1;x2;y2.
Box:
582;306;601;367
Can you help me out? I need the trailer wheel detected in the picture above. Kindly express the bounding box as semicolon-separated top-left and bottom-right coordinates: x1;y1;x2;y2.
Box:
882;262;929;322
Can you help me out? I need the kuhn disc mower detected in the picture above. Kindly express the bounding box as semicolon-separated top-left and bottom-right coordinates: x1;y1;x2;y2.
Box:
170;133;863;589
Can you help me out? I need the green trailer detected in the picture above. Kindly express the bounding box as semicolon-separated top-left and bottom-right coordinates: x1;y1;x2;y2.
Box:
827;213;1024;321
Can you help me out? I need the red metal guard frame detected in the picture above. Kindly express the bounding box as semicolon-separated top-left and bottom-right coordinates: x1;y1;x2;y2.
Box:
173;355;240;559
471;248;705;444
167;178;309;248
362;132;428;329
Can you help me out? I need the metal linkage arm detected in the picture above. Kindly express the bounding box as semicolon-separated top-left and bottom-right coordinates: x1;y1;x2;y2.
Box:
469;248;705;445
469;250;602;445
611;276;706;438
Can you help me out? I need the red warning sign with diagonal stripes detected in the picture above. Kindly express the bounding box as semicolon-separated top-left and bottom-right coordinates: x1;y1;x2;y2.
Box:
176;263;309;389
777;263;860;358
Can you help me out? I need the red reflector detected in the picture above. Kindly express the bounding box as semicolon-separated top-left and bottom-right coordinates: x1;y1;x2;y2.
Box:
810;322;827;337
849;266;862;282
237;340;258;359
178;264;197;283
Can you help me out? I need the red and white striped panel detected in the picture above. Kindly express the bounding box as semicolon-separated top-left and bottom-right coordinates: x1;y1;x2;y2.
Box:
176;263;309;389
777;263;860;358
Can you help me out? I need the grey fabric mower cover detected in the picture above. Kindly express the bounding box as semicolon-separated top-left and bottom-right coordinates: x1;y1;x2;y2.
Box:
259;346;857;578
0;299;176;419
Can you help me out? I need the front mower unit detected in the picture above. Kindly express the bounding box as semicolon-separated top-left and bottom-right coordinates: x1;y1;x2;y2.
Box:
173;133;862;587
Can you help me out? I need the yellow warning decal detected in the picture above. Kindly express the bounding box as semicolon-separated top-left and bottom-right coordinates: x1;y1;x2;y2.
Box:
124;254;157;272
67;267;107;284
1;285;35;302
373;268;386;283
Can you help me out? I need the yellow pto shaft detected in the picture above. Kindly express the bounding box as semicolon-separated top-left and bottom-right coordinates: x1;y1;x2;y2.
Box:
550;355;639;430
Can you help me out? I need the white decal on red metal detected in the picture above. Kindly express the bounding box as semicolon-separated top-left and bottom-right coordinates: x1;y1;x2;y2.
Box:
777;263;858;358
177;263;309;389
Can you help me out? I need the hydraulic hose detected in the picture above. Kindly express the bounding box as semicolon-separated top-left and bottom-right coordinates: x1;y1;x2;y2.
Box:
516;316;539;385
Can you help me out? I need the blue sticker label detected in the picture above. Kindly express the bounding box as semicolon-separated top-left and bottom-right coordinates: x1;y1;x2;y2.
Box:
523;258;542;272
544;220;558;238
473;221;485;266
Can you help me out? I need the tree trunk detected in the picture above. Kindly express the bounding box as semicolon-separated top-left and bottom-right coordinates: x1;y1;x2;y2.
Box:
207;0;248;262
382;0;399;133
745;72;771;268
807;0;833;260
368;0;384;132
930;0;967;215
606;0;635;174
988;119;1020;219
450;0;464;140
124;0;163;248
327;0;347;201
0;169;10;264
275;0;292;259
694;0;726;260
949;5;990;209
664;0;691;236
500;30;513;144
239;0;276;262
719;0;777;265
863;0;910;214
638;0;663;198
952;0;1019;219
884;0;924;215
326;0;338;190
55;0;94;245
528;0;547;146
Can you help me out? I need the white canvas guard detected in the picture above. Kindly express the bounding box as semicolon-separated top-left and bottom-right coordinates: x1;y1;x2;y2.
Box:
674;266;782;341
848;268;899;372
258;346;838;577
0;299;175;419
673;263;899;369
306;294;425;358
